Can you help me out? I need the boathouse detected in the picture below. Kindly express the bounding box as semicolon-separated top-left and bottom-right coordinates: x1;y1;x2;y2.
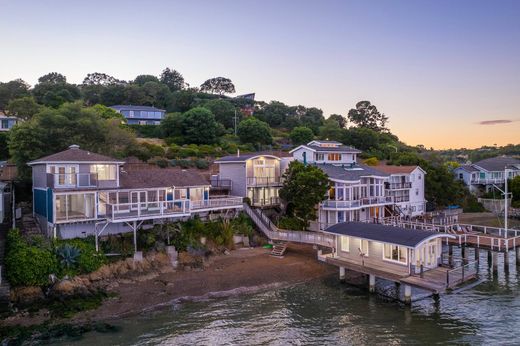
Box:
321;222;476;303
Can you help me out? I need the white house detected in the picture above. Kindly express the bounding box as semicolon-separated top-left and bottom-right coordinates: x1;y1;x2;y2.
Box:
290;140;361;165
375;165;427;217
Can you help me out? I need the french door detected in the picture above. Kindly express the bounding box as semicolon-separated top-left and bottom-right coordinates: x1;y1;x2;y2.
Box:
130;191;147;210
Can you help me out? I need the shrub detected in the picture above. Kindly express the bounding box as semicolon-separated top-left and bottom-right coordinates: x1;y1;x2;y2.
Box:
56;244;81;269
278;216;306;231
5;229;58;287
194;159;210;169
57;238;106;274
363;157;379;166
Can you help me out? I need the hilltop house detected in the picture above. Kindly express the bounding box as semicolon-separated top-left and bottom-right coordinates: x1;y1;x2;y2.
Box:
0;112;19;131
454;156;520;194
109;105;166;125
29;145;242;249
213;152;293;207
375;165;427;217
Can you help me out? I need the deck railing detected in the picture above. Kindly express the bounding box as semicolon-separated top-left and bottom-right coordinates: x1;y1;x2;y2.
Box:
210;178;232;189
190;196;243;210
445;260;479;288
246;177;282;187
387;182;412;189
321;196;393;210
106;200;190;220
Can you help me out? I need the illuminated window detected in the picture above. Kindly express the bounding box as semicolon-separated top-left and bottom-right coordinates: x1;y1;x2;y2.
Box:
383;244;407;264
90;165;116;180
358;239;369;256
327;153;341;161
340;236;350;252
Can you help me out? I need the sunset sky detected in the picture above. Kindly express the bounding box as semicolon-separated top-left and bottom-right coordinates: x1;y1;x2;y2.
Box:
1;0;519;149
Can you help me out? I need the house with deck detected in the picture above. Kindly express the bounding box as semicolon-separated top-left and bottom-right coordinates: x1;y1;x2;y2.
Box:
322;222;475;302
375;165;427;218
109;105;166;125
213;152;293;207
29;145;242;249
454;156;520;194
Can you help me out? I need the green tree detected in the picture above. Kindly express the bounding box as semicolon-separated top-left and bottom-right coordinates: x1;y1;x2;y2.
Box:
200;77;235;95
0;133;8;160
363;157;379;166
237;117;272;147
6;96;42;120
32;82;81;108
319;118;344;142
201;99;238;129
329;114;347;128
134;74;160;86
38;72;67;84
254;101;290;127
510;176;520;208
279;161;330;229
289;126;314;145
160;68;185;92
0;79;30;110
181;107;219;144
347;100;388;132
82;72;121;86
141;81;172;108
161;112;184;139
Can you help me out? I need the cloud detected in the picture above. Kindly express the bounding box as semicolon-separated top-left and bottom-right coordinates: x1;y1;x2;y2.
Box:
477;119;517;125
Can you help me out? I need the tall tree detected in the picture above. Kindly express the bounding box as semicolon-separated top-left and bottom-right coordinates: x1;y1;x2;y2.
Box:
201;99;238;129
32;82;81;108
6;96;42;120
134;75;160;86
0;79;30;110
200;77;235;95
254;101;290;127
319;118;344;142
160;68;185;92
329;114;347;128
279;161;330;229
237;117;272;147
181;107;219;144
347;101;388;132
38;72;67;84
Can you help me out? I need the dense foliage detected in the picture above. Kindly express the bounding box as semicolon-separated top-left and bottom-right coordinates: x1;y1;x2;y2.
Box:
279;161;330;229
237;117;273;147
289;126;314;145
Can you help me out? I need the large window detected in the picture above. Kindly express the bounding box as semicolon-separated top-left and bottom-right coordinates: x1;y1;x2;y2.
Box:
383;244;407;264
340;236;350;252
328;153;341;161
315;153;324;161
91;164;116;180
55;193;95;221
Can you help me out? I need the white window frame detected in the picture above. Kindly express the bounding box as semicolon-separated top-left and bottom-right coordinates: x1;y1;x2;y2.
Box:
382;243;408;265
358;239;369;257
340;236;350;252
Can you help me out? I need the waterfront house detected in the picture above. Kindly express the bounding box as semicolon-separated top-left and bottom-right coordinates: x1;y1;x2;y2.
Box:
454;156;520;194
375;165;427;217
29;145;243;247
0;112;19;131
214;152;293;207
109;105;166;125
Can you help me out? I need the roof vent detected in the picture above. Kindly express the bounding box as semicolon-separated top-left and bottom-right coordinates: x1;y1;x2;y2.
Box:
69;144;80;150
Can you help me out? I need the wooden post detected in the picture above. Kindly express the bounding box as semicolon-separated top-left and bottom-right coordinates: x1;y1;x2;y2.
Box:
339;267;345;281
504;251;510;273
133;220;137;253
492;251;498;273
449;245;453;266
516;247;520;266
474;247;479;261
461;245;466;260
369;274;376;293
488;250;492;267
404;284;412;305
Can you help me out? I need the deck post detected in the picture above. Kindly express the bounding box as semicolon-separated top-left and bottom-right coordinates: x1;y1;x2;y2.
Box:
448;245;453;266
474;248;479;261
339;266;345;281
461;245;466;261
504;251;510;273
516;247;520;266
487;250;492;267
133;220;137;253
369;274;376;293
404;284;412;305
491;251;498;273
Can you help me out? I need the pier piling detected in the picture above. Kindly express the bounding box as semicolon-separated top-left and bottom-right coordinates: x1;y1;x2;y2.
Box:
404;285;412;305
474;248;479;261
516;247;520;266
491;252;498;273
369;274;376;293
504;252;510;273
339;267;345;281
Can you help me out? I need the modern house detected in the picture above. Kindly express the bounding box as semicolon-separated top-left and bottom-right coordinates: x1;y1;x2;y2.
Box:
454;156;520;194
290;140;360;165
214;152;293;207
375;165;427;217
29;145;242;247
109;105;166;125
0;112;19;131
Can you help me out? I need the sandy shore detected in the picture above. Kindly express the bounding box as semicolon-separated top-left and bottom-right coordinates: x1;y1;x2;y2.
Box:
75;244;338;323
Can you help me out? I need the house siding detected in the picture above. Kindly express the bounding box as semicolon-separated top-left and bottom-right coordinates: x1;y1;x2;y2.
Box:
218;163;247;197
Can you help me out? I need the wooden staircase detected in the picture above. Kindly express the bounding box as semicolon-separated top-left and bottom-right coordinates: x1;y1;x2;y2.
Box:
270;241;288;257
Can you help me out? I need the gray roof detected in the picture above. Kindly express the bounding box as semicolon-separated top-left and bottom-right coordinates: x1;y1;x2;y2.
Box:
110;105;165;112
215;151;291;163
324;222;450;248
316;163;389;181
28;145;124;165
473;156;520;172
457;165;478;173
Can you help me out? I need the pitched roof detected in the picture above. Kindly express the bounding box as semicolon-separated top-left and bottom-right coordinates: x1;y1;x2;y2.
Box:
119;168;209;189
291;143;361;153
315;163;389;181
456;165;478;173
28;145;124;165
473;156;520;172
109;105;165;112
215;151;292;163
375;165;421;174
323;222;454;248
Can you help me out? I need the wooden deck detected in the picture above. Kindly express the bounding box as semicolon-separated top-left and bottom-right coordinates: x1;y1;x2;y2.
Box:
326;256;477;293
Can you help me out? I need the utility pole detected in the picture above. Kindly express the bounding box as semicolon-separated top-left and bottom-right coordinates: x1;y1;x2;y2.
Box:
233;109;238;136
505;168;509;235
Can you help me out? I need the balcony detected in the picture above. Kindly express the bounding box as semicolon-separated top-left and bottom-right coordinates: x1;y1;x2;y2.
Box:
246;177;282;187
106;200;190;221
250;197;281;207
190;196;243;211
394;196;410;203
47;173;98;189
321;196;394;210
210;178;232;189
387;182;412;190
470;178;505;185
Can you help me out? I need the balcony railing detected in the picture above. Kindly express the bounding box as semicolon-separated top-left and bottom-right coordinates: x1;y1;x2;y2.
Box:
106;200;190;221
47;173;98;189
393;196;410;203
210;178;232;189
321;196;393;209
251;197;281;207
190;196;243;210
470;178;505;185
387;182;412;189
246;177;282;187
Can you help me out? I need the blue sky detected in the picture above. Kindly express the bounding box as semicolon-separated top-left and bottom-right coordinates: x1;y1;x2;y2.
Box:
1;0;519;148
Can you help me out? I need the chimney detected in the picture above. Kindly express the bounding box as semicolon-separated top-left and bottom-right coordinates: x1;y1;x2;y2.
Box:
69;144;80;150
